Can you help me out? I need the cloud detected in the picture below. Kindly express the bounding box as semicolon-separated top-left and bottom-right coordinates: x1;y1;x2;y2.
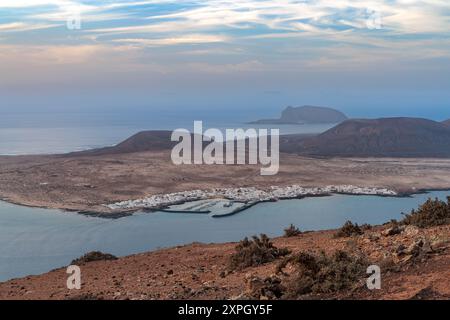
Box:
183;60;266;74
4;1;450;41
1;0;450;80
0;0;70;7
0;44;113;65
0;22;59;32
85;0;450;36
113;34;229;46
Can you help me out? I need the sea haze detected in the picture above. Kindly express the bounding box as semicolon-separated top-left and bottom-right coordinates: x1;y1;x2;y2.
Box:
0;111;334;155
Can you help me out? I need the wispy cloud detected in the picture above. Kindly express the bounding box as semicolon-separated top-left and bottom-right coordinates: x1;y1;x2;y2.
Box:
1;0;450;84
82;0;450;36
0;22;59;32
113;34;230;46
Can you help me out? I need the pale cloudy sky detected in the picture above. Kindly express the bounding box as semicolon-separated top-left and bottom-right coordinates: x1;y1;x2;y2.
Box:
1;0;450;119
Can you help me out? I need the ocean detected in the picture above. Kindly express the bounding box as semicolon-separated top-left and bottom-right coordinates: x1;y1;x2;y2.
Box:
0;191;448;282
0;110;447;283
0;111;334;155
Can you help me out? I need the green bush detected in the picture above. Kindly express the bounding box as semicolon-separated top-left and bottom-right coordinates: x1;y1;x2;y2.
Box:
229;234;290;271
402;197;450;228
334;220;363;238
277;250;368;297
71;251;118;265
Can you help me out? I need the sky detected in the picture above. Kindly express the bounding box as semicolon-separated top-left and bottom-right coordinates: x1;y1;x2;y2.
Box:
0;0;450;120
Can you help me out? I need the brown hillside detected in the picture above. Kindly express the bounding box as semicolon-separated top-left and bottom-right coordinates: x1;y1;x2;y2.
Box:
293;118;450;157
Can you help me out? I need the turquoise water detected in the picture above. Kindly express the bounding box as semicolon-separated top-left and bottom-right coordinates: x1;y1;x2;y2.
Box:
0;191;448;282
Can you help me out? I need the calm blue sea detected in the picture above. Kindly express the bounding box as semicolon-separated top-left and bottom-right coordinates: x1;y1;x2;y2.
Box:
0;191;449;282
1;110;447;283
0;111;333;155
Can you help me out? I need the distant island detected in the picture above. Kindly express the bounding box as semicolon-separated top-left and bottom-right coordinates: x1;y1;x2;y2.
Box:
443;119;450;126
248;105;348;125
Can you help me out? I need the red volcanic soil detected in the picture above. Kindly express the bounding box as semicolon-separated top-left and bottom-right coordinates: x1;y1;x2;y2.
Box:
0;224;449;300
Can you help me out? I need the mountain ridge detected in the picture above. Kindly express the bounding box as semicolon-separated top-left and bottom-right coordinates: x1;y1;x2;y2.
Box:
64;130;176;156
66;117;450;158
290;117;450;157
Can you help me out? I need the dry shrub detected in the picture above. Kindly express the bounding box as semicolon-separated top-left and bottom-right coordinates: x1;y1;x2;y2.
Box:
246;275;285;300
229;234;290;271
277;250;368;297
334;220;363;238
71;251;118;265
402;197;450;228
284;224;302;237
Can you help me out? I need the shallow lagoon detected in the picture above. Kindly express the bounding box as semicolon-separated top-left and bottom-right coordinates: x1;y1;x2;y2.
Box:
0;191;448;282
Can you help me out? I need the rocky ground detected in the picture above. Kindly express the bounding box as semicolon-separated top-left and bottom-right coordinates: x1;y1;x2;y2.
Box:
0;151;450;216
0;223;448;300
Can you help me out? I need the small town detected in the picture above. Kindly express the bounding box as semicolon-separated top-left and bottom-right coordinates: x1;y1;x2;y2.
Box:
106;185;398;211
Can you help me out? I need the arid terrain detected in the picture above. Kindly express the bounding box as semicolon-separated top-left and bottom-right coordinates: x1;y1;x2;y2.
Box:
1;151;450;216
0;222;448;300
0;129;449;300
283;118;450;157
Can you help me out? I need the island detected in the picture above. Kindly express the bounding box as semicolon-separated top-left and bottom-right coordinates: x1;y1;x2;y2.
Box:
248;105;348;125
1;118;450;217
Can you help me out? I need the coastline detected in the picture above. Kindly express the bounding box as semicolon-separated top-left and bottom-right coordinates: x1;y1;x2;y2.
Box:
105;185;399;214
55;186;450;219
2;186;449;219
0;186;446;286
2;222;449;300
2;151;450;218
103;186;450;219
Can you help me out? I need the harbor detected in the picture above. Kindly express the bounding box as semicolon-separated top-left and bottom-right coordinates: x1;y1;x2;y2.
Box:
106;185;398;217
158;199;251;217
